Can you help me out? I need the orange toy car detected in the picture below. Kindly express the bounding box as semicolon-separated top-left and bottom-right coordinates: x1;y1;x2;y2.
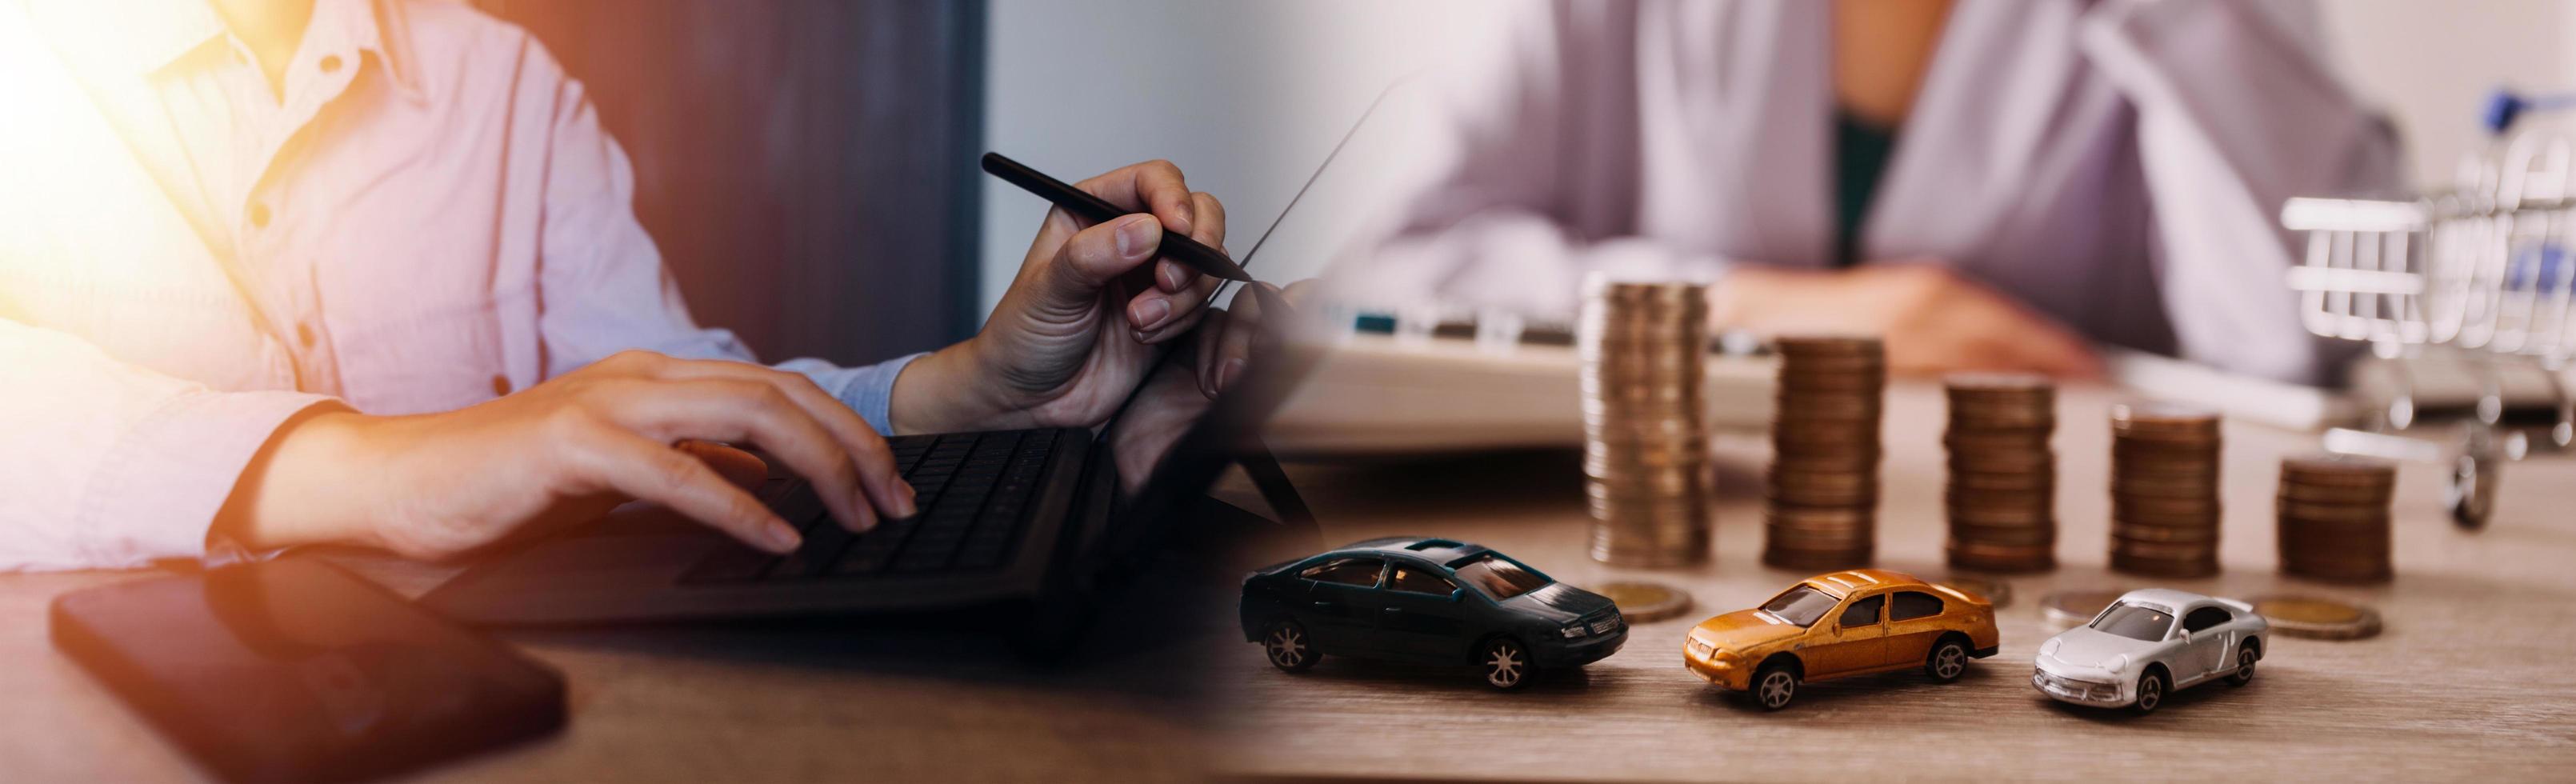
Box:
1682;570;1998;710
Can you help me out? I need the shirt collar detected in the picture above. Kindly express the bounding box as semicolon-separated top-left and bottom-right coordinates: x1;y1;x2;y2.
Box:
301;0;426;105
22;0;422;102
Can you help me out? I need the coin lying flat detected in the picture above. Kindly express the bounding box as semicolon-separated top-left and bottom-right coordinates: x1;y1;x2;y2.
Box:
1592;580;1694;624
2041;588;2130;629
2253;595;2383;640
1932;575;2014;610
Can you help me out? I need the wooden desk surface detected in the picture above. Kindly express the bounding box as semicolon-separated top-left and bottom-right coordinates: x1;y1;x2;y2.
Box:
11;380;2573;782
0;556;1214;782
1210;381;2576;782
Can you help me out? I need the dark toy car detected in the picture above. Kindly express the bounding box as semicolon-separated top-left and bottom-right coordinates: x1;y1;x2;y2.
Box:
1239;537;1626;690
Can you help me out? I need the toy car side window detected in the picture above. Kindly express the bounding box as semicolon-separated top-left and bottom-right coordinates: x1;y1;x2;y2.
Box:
1838;594;1884;627
1888;590;1943;622
1386;566;1458;595
2182;606;2234;633
1300;558;1384;588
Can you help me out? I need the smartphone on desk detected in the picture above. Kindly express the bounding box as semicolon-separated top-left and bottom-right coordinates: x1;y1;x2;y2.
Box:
50;558;564;783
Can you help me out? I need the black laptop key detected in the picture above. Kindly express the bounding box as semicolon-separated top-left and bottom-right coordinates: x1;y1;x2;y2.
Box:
830;537;905;575
909;466;956;494
908;478;954;511
893;546;957;572
954;546;1007;570
772;483;829;530
887;434;934;466
943;434;1049;569
768;518;856;578
677;429;1061;585
894;514;976;571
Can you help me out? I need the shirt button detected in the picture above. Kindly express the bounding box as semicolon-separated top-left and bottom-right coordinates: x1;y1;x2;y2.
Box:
319;54;342;74
249;202;271;229
295;322;316;347
490;374;512;396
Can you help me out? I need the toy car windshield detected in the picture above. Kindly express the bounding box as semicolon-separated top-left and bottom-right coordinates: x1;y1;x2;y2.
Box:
1757;585;1838;627
1450;554;1547;600
2089;602;2174;642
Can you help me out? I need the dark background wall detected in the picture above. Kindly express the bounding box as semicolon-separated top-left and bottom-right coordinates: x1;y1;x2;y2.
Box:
474;0;986;365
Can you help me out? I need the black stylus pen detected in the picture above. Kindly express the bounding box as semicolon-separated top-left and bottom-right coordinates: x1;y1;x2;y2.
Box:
980;152;1254;282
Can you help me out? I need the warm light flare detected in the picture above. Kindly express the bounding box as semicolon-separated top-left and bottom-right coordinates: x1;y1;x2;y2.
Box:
2;8;221;364
1;15;179;250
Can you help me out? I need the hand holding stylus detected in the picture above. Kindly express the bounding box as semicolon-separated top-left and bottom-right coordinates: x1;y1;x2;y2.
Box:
890;158;1243;434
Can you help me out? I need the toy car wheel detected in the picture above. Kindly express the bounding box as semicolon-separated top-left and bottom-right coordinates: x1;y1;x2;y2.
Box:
1752;663;1798;711
2227;642;2258;687
2134;670;2167;714
1480;638;1531;690
1924;638;1970;683
1263;621;1318;672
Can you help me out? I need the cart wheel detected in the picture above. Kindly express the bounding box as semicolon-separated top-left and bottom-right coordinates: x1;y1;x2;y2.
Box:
2447;453;2494;530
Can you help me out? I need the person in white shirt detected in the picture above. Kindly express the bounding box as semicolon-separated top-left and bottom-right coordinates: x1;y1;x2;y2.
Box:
1350;0;2401;380
0;0;1270;570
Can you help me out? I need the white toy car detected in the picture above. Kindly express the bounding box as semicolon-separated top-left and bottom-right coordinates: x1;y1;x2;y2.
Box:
2031;589;2267;714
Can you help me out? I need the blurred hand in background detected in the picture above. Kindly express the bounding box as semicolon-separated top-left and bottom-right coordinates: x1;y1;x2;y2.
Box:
1710;264;2105;379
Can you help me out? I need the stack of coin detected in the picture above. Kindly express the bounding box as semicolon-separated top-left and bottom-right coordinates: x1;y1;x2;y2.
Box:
2107;403;2222;578
1764;335;1884;570
2275;455;2396;583
1942;374;2057;573
1578;278;1711;566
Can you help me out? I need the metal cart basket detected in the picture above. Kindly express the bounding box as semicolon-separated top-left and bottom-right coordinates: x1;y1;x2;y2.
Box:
2279;119;2576;528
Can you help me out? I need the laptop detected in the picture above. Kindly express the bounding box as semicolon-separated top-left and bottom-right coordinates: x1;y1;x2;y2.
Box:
420;311;1322;640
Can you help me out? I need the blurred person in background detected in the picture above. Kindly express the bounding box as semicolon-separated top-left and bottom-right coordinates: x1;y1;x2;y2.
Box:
0;0;1273;570
1350;0;2402;381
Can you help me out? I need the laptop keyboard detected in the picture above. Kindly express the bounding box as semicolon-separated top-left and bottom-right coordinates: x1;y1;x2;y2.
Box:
678;430;1059;585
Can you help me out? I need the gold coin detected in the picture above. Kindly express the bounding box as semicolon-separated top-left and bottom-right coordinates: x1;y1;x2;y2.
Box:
2252;595;2383;640
1590;580;1694;623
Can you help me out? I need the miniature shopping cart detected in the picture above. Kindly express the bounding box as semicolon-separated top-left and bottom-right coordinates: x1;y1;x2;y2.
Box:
2279;93;2576;529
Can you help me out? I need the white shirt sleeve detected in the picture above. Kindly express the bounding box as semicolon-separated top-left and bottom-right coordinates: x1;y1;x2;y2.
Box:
0;318;335;570
2082;0;2402;383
